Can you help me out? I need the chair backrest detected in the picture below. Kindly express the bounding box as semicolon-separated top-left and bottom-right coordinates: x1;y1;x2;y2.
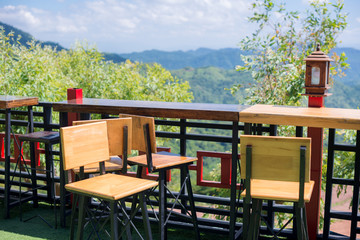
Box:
60;121;110;171
240;135;311;182
73;118;132;156
118;114;156;153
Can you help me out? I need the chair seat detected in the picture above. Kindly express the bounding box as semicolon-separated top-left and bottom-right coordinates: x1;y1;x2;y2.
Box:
72;156;129;174
128;153;197;170
65;173;158;201
19;131;60;144
241;179;315;202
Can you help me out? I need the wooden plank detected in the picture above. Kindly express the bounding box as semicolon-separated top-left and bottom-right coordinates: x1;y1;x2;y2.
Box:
73;118;132;155
65;173;158;200
52;98;245;121
241;179;314;202
0;95;38;109
240;135;311;182
128;153;197;170
240;104;360;130
60;121;110;170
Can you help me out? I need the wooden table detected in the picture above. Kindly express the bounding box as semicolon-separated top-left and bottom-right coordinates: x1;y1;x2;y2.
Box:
53;98;245;229
239;104;360;130
0;95;38;218
52;98;244;121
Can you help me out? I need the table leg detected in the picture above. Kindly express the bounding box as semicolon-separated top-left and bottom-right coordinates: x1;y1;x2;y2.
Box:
4;109;11;218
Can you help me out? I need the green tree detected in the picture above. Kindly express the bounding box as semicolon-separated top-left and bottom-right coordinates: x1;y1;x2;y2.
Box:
0;28;193;104
233;0;348;106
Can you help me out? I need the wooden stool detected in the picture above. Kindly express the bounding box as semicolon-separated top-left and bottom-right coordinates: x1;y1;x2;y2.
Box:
18;131;60;228
119;114;200;240
240;135;314;240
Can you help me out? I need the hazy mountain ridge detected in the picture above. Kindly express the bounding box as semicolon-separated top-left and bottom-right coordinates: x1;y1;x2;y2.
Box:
120;48;245;70
0;22;125;63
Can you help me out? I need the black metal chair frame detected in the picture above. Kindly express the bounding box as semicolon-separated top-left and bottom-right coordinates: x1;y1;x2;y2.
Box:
132;123;200;240
16;130;60;228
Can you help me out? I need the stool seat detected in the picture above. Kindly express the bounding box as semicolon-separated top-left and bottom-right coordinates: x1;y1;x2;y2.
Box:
128;153;196;171
66;173;158;201
241;179;315;202
19;131;60;144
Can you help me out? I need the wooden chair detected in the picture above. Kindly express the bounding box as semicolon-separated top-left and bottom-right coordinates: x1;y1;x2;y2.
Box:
72;118;133;174
240;135;314;240
118;114;200;240
60;120;157;239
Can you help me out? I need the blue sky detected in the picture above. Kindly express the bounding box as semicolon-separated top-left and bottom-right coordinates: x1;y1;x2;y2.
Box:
0;0;359;53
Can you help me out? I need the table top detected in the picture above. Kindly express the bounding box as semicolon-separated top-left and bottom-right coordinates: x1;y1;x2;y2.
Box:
240;104;360;130
52;98;360;130
0;95;38;109
52;98;247;121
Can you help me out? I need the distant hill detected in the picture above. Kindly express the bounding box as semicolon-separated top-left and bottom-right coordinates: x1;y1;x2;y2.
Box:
333;48;360;86
0;21;65;51
171;67;252;104
121;47;360;85
0;22;125;63
120;48;245;70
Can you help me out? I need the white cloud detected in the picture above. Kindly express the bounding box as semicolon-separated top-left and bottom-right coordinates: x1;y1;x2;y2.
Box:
0;0;252;52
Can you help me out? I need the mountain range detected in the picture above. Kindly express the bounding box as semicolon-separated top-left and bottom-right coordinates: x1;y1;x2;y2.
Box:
1;21;359;108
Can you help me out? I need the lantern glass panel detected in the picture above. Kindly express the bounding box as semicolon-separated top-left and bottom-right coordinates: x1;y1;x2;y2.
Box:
311;67;320;85
326;62;329;84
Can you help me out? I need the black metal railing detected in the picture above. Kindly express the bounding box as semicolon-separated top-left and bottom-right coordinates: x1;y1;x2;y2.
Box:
0;102;359;239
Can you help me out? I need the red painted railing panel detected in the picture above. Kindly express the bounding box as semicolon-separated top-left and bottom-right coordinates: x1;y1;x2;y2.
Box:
196;151;241;189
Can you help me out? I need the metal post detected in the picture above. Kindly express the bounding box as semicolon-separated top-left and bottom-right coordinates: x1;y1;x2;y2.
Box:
59;112;68;228
4;109;11;218
350;131;360;239
229;121;239;239
180;119;187;214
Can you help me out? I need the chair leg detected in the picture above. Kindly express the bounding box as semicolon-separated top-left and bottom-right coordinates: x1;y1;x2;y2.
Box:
110;201;119;240
60;151;67;228
182;165;200;240
29;141;38;208
70;194;79;240
76;195;87;240
46;143;58;229
140;192;153;240
295;203;305;240
249;199;262;240
159;170;167;240
302;207;309;240
242;201;250;240
120;200;132;240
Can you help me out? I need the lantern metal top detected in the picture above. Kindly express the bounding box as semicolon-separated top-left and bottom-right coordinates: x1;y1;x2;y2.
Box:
304;43;333;62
